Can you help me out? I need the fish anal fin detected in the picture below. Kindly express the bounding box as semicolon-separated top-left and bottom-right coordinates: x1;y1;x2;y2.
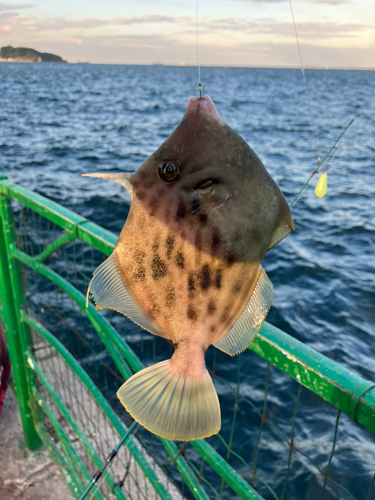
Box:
82;172;133;197
213;267;273;356
87;253;168;339
117;360;221;441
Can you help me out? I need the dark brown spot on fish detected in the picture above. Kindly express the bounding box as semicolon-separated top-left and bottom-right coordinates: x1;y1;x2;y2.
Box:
195;231;202;252
176;201;185;220
136;190;147;200
226;252;236;266
150;304;159;315
232;282;242;294
215;269;222;289
187;306;198;321
212;230;221;251
176;252;185;270
198;264;211;291
152;236;159;253
207;300;216;315
165;286;175;307
132;177;141;189
165;235;175;259
210;325;217;333
220;306;231;324
173;338;188;349
220;312;229;323
151;255;167;280
149;197;158;216
134;250;145;264
134;267;146;282
188;275;195;291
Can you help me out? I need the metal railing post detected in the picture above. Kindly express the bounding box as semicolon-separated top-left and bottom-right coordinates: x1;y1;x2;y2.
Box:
0;174;41;450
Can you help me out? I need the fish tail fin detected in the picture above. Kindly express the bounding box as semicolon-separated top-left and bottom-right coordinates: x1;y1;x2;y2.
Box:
117;360;221;441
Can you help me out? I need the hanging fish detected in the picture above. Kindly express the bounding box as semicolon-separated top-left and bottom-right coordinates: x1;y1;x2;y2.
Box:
315;171;328;198
83;96;294;441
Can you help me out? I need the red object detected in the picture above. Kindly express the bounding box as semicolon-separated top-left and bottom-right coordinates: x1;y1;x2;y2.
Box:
0;327;10;416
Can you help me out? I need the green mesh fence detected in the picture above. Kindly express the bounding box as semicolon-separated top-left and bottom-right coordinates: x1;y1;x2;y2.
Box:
1;176;375;500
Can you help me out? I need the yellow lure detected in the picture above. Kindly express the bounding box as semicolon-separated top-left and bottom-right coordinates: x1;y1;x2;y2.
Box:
315;172;328;198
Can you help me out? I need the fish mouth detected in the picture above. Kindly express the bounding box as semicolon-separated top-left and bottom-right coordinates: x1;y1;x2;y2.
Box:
186;95;222;122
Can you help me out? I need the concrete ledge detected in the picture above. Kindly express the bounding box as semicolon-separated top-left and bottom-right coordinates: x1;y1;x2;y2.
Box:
0;388;73;500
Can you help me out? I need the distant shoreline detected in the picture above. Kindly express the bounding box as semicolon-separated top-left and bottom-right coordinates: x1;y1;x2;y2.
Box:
0;59;68;63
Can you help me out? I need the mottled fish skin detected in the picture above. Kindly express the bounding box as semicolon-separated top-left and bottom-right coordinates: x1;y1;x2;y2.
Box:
114;97;292;368
114;204;262;374
84;95;294;440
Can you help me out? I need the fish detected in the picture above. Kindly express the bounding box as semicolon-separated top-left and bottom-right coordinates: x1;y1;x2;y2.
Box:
83;95;294;441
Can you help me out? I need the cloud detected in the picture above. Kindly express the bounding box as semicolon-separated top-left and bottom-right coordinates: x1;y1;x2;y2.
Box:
0;6;366;42
35;32;374;68
0;9;368;41
181;17;367;40
70;37;82;45
235;0;286;3
0;5;372;68
235;0;348;3
27;14;180;32
113;15;181;26
305;0;348;3
0;2;33;11
0;11;182;36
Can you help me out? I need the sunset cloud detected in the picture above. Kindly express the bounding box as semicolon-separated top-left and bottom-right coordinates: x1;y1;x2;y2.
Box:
0;2;34;11
0;0;373;67
305;0;349;3
70;37;82;46
1;11;368;40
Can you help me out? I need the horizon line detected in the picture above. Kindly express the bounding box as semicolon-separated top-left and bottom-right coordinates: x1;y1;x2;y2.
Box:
1;60;374;71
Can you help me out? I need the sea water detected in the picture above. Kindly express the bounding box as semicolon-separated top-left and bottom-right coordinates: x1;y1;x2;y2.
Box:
1;63;374;499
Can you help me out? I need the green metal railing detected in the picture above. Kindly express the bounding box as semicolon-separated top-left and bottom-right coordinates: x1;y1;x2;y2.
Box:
1;173;375;500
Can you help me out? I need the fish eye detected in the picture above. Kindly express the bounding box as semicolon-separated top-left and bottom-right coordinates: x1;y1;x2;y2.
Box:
158;161;179;182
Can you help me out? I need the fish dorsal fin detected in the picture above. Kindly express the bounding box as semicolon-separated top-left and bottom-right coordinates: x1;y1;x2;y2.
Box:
87;254;167;339
213;267;273;356
82;172;133;197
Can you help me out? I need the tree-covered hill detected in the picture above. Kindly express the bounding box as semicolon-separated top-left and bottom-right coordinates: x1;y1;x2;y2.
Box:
0;46;67;63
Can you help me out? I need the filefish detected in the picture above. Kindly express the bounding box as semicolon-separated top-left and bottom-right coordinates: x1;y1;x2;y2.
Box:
84;95;294;441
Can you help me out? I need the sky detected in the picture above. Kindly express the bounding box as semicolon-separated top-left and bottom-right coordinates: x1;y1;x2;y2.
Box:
0;0;374;67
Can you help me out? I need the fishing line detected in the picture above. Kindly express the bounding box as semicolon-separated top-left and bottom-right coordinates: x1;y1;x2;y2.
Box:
288;0;318;155
287;0;359;206
78;421;138;500
196;0;202;97
289;114;359;208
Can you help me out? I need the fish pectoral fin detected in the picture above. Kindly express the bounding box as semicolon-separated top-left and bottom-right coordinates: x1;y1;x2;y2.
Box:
87;253;168;339
117;360;221;441
82;172;133;197
192;186;230;216
213;267;273;356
